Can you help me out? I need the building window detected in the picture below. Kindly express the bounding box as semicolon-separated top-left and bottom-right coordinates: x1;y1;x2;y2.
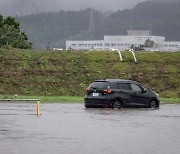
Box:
111;44;116;46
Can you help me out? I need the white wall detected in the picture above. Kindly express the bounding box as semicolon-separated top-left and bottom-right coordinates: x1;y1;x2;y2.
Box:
66;35;180;51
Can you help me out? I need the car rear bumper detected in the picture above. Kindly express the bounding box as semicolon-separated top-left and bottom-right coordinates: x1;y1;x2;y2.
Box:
84;98;112;108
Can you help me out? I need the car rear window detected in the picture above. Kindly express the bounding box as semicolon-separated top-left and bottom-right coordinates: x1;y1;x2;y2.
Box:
90;81;110;89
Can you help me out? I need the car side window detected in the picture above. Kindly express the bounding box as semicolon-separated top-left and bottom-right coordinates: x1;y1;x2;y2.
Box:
130;84;142;92
117;83;130;90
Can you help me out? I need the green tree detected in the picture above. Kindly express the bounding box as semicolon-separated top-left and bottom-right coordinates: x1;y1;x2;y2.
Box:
130;44;135;49
0;15;32;49
4;16;20;29
144;39;155;47
0;15;3;28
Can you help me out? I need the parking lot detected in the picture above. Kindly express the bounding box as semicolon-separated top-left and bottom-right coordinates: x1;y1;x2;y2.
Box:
0;103;180;154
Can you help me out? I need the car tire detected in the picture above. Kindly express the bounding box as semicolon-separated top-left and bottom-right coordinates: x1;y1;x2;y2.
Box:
112;100;122;109
149;100;158;109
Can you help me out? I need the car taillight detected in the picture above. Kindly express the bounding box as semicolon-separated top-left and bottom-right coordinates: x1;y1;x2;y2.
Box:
86;89;91;94
103;89;113;94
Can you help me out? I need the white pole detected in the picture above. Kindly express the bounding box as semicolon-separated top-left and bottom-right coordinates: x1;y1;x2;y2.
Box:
129;50;137;63
117;50;123;62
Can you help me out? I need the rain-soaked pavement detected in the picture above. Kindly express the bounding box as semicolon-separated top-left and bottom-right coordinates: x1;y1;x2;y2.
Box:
0;103;180;154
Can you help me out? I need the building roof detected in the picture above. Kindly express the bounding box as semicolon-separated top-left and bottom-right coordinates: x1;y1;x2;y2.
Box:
127;30;152;36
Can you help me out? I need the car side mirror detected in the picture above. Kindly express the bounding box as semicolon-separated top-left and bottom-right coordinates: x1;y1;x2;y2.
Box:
142;88;146;93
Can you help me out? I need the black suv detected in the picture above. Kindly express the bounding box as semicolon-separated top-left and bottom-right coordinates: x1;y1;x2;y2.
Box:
84;79;160;109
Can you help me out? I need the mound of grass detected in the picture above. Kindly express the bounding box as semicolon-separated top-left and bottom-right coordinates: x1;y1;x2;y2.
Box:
0;48;179;99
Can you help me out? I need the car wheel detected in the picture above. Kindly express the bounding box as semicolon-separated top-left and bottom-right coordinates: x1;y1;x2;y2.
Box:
112;100;122;109
149;100;157;109
85;105;91;108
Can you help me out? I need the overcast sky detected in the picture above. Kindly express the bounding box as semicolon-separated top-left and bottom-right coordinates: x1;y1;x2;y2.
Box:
0;0;145;16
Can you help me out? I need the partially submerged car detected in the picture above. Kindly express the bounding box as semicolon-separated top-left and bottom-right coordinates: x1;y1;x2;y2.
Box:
84;79;160;109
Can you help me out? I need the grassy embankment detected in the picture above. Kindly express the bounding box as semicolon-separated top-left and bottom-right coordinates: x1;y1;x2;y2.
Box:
0;48;179;103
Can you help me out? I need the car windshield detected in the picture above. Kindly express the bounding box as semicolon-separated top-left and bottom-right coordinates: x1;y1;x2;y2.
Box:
139;83;149;91
90;81;110;89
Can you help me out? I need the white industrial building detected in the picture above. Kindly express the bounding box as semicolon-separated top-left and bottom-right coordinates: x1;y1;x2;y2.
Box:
66;30;180;51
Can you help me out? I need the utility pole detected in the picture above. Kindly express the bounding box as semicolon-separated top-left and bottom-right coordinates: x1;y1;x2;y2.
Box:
149;22;152;35
47;42;50;50
88;9;95;32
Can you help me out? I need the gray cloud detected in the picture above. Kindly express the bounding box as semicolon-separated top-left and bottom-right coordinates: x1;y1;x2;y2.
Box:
0;0;145;16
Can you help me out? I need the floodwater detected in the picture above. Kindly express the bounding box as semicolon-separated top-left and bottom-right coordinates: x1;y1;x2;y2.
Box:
0;103;180;154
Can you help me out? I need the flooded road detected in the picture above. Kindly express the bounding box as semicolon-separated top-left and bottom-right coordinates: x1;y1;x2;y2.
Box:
0;103;180;154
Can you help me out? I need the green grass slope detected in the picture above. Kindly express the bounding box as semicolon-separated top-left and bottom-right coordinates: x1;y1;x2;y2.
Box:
0;49;179;99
